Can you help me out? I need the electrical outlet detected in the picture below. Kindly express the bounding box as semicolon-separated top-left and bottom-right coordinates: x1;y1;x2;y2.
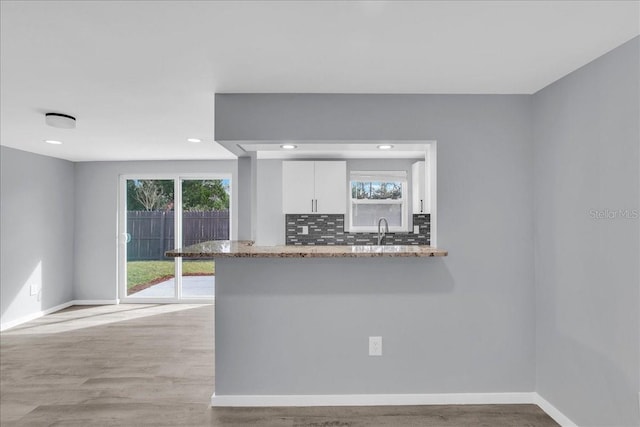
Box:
300;226;309;235
369;336;382;356
30;284;39;296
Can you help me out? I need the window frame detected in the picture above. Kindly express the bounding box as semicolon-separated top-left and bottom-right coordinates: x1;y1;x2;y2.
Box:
348;171;409;233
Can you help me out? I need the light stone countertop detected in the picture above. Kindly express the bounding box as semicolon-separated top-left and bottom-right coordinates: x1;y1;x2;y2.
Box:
165;240;448;258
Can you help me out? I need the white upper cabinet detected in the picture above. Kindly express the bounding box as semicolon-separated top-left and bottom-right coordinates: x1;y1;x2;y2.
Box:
412;161;427;214
313;161;346;214
282;161;346;214
282;161;315;214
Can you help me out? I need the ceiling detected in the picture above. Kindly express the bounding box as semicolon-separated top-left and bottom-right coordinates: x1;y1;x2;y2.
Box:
1;1;638;162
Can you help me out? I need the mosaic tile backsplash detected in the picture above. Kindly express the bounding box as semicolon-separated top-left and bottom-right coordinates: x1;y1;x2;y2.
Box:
285;214;430;246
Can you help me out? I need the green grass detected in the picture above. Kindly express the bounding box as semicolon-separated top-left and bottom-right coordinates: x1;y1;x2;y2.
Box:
127;260;214;290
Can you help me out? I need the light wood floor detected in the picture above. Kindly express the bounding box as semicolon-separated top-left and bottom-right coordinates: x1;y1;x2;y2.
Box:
1;304;559;426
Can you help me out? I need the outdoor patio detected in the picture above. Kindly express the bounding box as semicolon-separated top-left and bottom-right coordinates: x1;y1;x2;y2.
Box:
132;276;215;297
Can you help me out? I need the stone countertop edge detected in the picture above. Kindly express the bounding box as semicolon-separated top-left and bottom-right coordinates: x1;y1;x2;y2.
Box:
165;240;448;258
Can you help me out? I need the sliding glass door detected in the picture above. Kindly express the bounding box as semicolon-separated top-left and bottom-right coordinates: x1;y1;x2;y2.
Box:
119;175;231;301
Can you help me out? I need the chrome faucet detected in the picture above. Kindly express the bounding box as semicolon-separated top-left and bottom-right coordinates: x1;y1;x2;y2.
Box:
377;217;389;245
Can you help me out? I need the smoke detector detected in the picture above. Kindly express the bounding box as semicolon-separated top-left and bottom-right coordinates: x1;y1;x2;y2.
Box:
45;113;76;129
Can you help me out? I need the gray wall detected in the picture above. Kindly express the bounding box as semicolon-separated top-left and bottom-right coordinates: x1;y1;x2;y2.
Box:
216;256;515;394
216;94;536;393
256;159;284;246
73;160;238;301
1;146;75;326
237;157;253;241
533;37;639;426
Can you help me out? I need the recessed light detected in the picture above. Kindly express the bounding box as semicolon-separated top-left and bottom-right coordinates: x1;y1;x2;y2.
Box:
187;138;202;143
44;140;62;145
377;144;393;150
280;144;297;150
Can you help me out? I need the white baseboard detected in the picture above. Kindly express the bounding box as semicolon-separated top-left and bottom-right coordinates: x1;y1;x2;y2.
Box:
534;394;578;427
211;392;536;407
0;301;74;332
71;299;120;305
211;392;577;426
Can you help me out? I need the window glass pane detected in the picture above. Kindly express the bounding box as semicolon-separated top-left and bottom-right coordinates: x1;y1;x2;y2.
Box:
126;179;175;298
351;181;403;200
352;203;402;227
181;179;230;245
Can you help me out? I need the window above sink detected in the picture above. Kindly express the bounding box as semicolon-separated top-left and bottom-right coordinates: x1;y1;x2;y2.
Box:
349;170;408;233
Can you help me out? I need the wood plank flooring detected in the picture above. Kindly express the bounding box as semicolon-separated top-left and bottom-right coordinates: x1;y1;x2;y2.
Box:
1;304;559;426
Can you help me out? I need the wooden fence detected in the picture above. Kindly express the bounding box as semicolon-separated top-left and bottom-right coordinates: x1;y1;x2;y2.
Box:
127;210;229;261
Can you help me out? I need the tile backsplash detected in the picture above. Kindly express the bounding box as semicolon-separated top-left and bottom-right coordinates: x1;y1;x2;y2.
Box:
285;214;430;246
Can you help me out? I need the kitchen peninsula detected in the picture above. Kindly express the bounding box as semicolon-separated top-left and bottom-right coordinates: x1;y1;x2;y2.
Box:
166;240;448;258
167;240;449;406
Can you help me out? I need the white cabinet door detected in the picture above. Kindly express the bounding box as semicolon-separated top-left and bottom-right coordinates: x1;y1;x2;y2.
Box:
282;161;315;213
314;161;347;214
412;161;426;214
